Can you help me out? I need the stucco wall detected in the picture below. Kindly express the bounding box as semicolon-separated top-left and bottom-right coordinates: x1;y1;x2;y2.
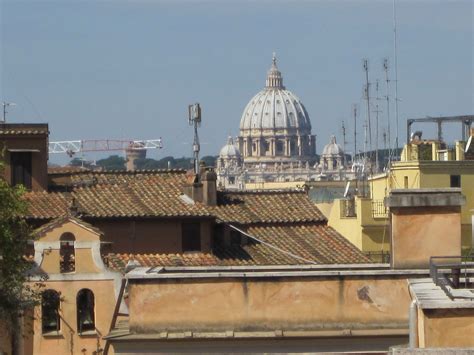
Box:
31;279;117;355
391;207;461;269
420;308;474;348
128;276;412;334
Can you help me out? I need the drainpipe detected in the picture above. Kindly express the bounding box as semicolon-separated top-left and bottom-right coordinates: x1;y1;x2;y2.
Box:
409;300;417;348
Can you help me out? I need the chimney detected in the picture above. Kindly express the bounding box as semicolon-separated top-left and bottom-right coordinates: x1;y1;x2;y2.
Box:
183;162;217;206
200;166;217;206
386;188;465;269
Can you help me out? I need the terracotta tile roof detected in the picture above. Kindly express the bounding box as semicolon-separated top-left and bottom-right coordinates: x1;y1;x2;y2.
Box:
105;224;370;271
23;191;69;219
213;190;326;224
25;170;211;219
0;124;49;135
48;166;92;174
34;215;103;238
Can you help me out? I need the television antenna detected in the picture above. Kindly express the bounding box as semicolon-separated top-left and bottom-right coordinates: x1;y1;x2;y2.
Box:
363;59;372;152
188;103;202;174
2;102;16;122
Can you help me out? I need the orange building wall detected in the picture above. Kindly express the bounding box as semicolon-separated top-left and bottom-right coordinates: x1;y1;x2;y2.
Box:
391;207;461;269
420;308;474;347
31;279;117;355
128;276;412;334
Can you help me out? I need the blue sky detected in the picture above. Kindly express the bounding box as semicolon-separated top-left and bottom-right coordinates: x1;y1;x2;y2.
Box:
1;0;472;164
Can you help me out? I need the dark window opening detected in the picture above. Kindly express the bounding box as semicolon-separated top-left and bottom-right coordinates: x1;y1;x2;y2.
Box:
450;175;461;188
230;230;241;246
60;233;75;273
404;176;409;189
10;152;32;189
228;176;235;184
182;222;201;252
77;289;95;333
42;290;60;334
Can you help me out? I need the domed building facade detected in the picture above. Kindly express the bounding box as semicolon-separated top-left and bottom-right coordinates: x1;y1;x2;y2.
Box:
217;55;355;189
237;55;316;168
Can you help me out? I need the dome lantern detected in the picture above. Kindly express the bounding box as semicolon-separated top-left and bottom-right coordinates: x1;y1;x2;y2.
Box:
265;53;285;89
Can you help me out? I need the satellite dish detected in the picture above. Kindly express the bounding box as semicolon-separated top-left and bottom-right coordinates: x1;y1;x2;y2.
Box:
343;181;351;197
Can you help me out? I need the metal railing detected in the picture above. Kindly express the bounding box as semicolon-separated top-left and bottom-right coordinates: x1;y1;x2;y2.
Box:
340;198;356;218
430;256;474;298
371;200;388;218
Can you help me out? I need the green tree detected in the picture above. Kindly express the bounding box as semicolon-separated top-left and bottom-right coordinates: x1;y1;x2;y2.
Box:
96;155;126;170
0;160;43;353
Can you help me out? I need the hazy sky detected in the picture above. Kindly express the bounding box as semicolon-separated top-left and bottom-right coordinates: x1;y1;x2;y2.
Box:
1;0;473;164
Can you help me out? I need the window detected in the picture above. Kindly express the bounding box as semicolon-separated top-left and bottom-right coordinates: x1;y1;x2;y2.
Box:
77;289;95;333
404;176;409;189
10;152;32;189
230;230;241;246
182;222;201;252
450;175;461;188
42;290;60;334
60;233;75;273
276;141;284;153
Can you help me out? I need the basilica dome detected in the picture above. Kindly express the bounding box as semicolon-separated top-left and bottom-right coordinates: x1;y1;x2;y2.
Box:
219;136;241;158
239;55;311;134
322;135;344;156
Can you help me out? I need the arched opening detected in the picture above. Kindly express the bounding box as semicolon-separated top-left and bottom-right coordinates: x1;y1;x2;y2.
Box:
77;289;95;333
41;290;60;333
60;232;75;273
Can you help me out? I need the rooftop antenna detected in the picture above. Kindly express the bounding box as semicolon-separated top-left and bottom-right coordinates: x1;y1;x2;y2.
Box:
188;103;202;174
2;102;16;122
352;104;358;163
363;120;368;161
341;120;347;165
383;58;392;162
393;0;400;151
383;130;387;151
363;59;372;153
374;79;383;172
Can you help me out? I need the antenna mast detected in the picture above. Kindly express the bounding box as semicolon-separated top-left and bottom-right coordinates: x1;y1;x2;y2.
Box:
393;0;400;151
363;59;372;154
352;104;358;162
383;58;392;162
374;80;383;172
341;120;347;165
2;102;16;122
188;103;202;174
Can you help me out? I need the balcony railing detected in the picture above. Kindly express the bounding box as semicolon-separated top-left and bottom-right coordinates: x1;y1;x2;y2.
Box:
371;200;388;218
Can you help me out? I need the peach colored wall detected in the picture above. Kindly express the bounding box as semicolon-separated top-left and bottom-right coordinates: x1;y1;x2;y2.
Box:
31;279;117;355
38;221;103;274
91;219;213;254
391;207;461;269
0;135;48;191
420;308;474;347
128;276;412;333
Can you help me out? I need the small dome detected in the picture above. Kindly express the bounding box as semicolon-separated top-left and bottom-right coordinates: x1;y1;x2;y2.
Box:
220;136;241;158
322;135;343;156
239;54;311;133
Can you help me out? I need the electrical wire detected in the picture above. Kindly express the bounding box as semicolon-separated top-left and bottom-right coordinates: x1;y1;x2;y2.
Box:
227;223;318;265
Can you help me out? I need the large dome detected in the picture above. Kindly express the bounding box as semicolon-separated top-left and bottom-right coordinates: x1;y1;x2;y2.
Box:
239;55;311;133
219;136;241;158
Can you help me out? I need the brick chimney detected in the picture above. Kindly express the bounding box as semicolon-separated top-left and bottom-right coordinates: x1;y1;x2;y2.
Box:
183;162;217;206
386;188;465;269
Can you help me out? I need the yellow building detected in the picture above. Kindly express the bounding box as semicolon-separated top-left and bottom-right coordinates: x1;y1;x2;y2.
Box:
327;134;474;259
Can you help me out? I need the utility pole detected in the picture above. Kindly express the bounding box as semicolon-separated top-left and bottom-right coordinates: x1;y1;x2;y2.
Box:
2;102;16;122
352;104;358;163
188;103;202;174
363;59;372;153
